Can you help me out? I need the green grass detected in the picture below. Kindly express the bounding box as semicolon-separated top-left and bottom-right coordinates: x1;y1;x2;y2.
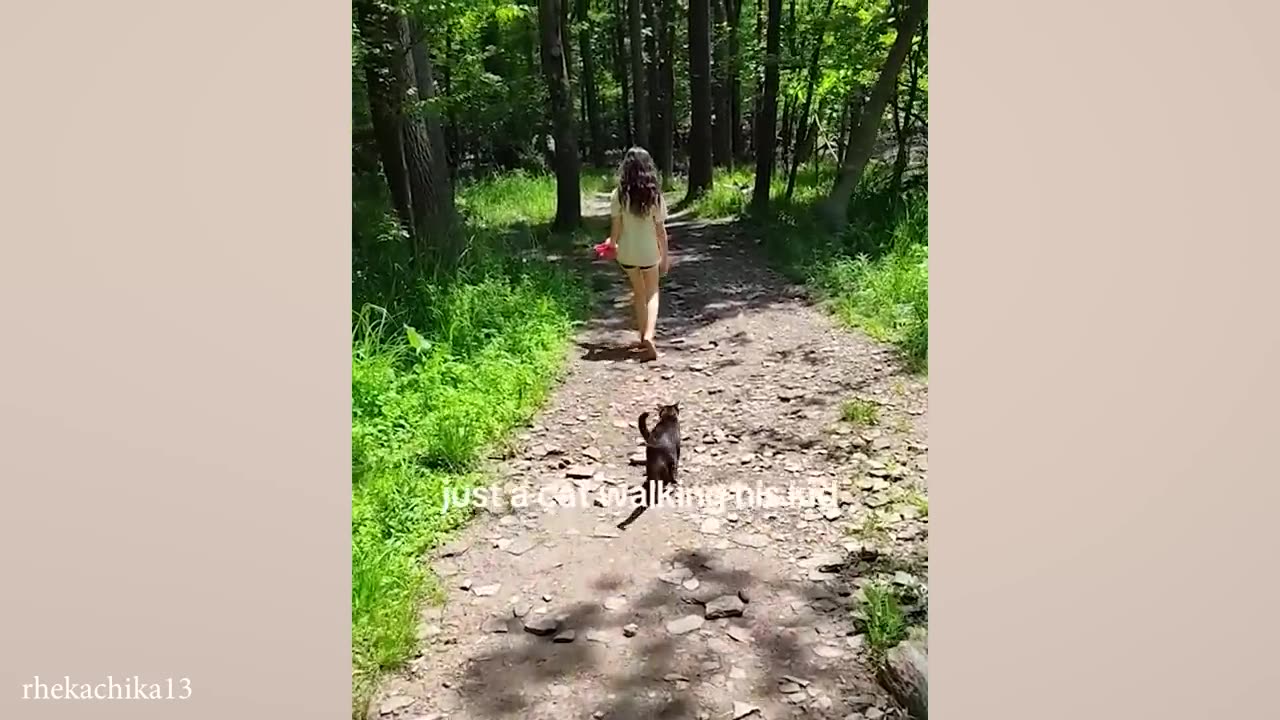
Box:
905;489;929;519
455;168;616;229
684;162;928;372
862;582;910;659
841;397;881;426
851;510;892;543
350;170;595;715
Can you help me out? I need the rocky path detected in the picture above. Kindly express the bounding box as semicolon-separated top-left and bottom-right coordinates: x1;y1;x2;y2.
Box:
371;194;929;720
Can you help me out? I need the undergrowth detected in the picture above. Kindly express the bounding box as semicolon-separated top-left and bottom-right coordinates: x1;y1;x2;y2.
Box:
686;162;928;371
350;170;594;715
861;582;910;659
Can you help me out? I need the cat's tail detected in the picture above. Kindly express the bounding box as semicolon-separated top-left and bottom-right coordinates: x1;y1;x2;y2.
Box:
638;412;653;444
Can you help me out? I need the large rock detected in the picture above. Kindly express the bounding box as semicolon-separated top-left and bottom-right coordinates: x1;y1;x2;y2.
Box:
704;595;746;620
879;635;928;719
666;614;706;634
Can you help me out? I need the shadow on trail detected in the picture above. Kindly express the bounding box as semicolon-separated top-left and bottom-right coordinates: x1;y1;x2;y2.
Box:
560;215;823;359
448;547;888;720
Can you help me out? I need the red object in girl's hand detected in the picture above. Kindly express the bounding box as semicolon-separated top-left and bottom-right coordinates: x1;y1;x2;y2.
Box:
594;240;616;261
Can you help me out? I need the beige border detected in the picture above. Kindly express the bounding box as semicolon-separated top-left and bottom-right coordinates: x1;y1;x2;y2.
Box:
4;0;1280;717
0;2;351;717
931;0;1280;717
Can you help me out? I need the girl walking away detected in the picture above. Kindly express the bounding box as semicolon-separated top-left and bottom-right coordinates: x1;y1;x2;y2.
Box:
601;147;671;361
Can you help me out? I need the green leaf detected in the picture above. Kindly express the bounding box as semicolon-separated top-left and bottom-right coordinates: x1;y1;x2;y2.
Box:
405;325;432;354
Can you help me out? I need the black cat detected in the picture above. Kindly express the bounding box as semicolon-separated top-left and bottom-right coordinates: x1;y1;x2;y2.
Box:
617;403;681;530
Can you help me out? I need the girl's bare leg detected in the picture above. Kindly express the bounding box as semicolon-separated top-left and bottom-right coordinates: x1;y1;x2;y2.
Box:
622;265;646;347
639;266;660;360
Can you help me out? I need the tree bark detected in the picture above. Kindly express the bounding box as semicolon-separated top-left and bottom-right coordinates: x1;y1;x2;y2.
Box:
685;0;714;199
578;0;606;165
749;0;764;157
644;0;663;157
562;0;574;82
400;16;457;260
613;0;632;146
441;23;459;177
726;0;744;161
749;0;782;211
653;0;675;181
890;15;924;193
784;0;835;201
356;0;415;238
627;0;650;146
407;18;453;198
539;0;583;230
710;0;732;166
879;636;928;720
822;0;926;228
778;94;794;177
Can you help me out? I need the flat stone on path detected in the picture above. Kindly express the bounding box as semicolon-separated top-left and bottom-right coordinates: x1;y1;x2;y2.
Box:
552;628;576;643
705;595;746;620
622;623;639;637
504;536;537;556
726;625;752;643
732;701;762;719
666;614;706;634
566;465;596;479
798;552;846;571
471;583;501;597
522;614;560;636
812;644;845;659
660;566;694;585
731;532;771;549
379;696;415;715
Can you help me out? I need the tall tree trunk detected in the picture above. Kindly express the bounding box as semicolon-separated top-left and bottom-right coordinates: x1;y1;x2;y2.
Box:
539;0;583;230
654;0;675;181
400;16;457;259
363;63;414;238
784;0;835;201
627;0;650;146
726;0;744;161
562;0;574;81
356;0;415;237
613;0;632;146
750;0;782;211
644;0;663;157
408;18;453;198
710;0;732;166
835;93;854;163
890;18;923;193
822;0;926;228
779;95;794;176
685;0;714;199
441;23;459;178
578;0;606;165
787;0;797;57
750;0;764;157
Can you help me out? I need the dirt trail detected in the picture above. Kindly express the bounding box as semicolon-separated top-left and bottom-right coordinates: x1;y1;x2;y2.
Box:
371;193;929;720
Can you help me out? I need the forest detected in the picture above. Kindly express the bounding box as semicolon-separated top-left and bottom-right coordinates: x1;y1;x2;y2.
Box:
352;0;928;712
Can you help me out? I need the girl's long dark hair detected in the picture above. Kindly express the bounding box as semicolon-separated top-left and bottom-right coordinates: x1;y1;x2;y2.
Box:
618;146;661;216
